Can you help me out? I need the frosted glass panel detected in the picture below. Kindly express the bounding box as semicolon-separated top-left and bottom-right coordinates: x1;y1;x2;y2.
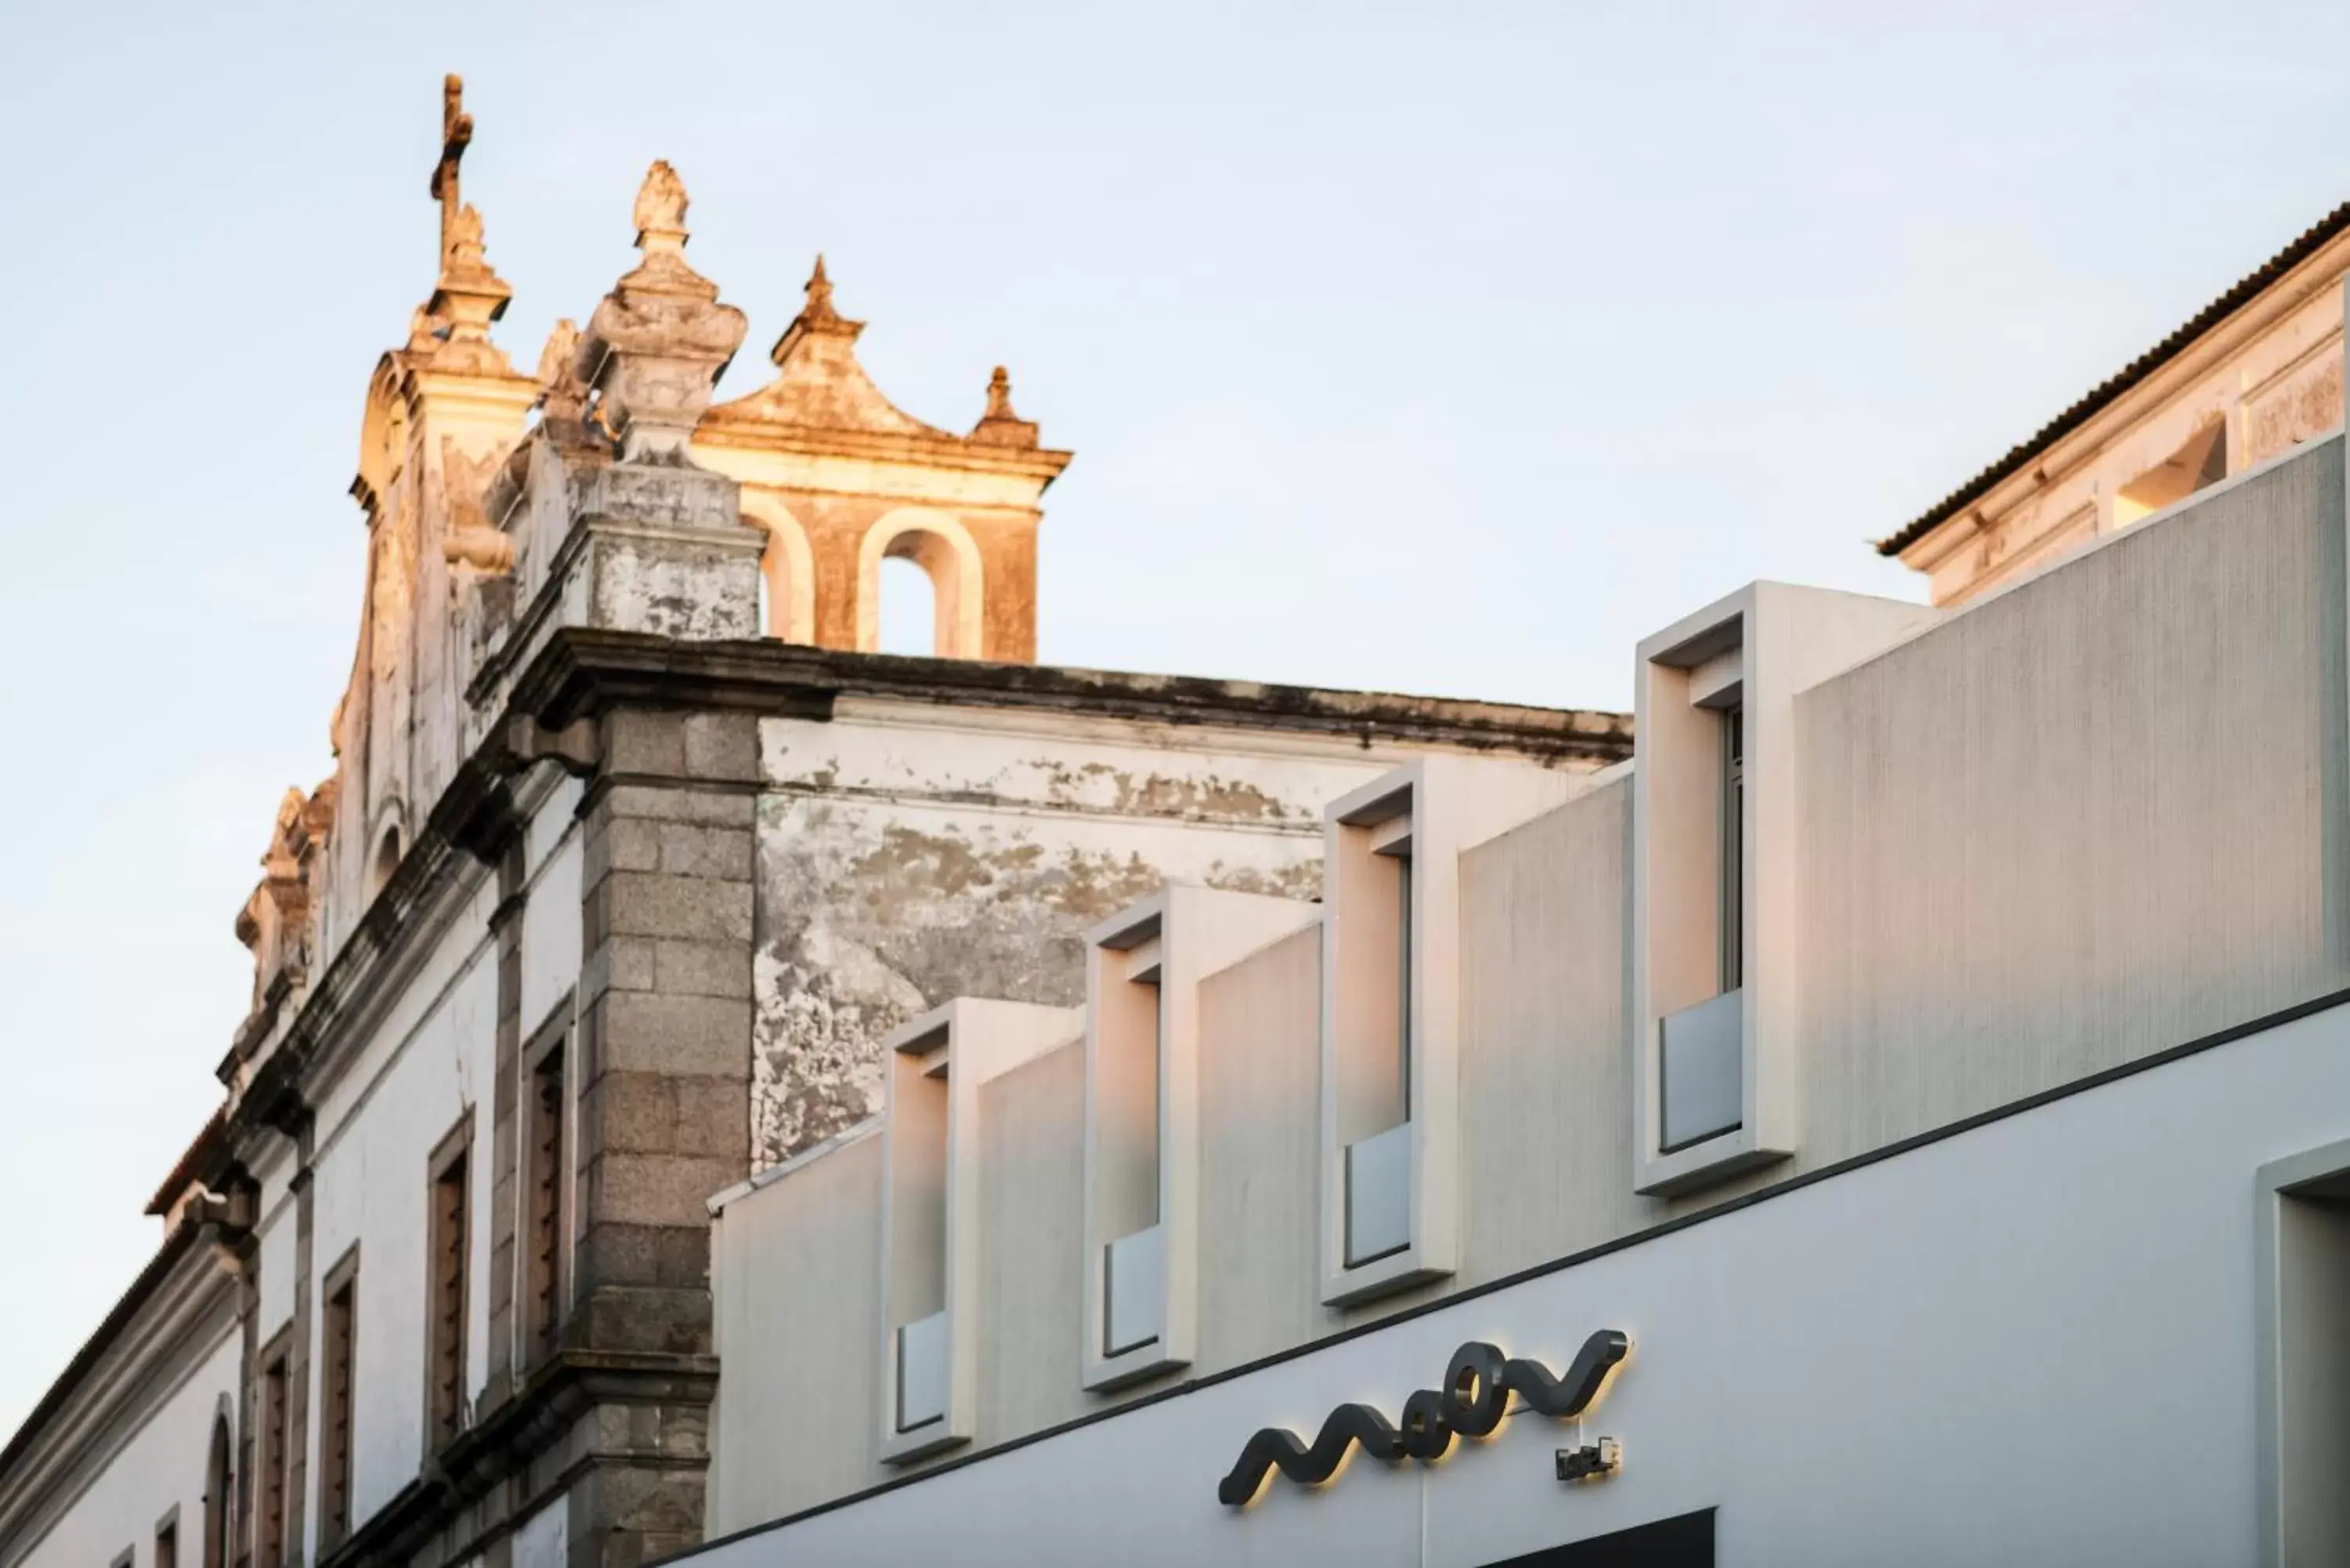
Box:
895;1310;949;1432
1104;1223;1164;1357
1661;988;1743;1151
1345;1122;1412;1266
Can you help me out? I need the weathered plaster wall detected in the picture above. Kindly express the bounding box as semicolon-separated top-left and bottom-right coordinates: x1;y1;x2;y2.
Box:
750;702;1547;1166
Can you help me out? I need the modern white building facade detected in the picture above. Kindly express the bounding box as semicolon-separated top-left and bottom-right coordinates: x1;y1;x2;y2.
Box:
690;404;2350;1566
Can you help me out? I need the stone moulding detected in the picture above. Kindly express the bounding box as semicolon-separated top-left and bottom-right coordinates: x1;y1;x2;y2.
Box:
504;627;1634;762
311;1348;721;1568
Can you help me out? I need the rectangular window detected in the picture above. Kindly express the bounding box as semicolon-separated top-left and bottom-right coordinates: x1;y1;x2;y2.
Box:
320;1252;359;1542
524;1039;569;1364
1395;847;1413;1118
427;1125;471;1449
1101;959;1163;1359
257;1346;290;1568
154;1518;176;1568
1720;704;1744;992
1340;799;1416;1272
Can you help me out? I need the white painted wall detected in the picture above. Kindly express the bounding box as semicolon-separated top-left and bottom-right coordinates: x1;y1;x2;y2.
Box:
520;789;584;1035
12;1327;240;1568
512;1493;567;1568
292;770;578;1556
689;995;2350;1568
306;890;501;1548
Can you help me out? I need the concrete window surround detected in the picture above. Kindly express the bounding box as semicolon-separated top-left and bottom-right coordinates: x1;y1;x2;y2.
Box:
1318;758;1584;1307
2255;1134;2350;1567
1080;887;1319;1391
1632;583;1936;1195
877;999;1079;1465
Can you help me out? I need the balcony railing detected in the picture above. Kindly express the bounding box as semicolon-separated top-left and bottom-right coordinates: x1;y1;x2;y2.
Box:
1661;988;1743;1152
894;1310;949;1433
1344;1121;1412;1266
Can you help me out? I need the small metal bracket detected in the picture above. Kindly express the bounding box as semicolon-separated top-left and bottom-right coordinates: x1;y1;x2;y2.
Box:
1556;1436;1622;1483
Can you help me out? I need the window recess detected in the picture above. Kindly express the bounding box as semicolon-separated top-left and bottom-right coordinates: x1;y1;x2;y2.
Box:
1081;886;1318;1391
1632;583;1933;1194
1319;757;1583;1308
878;998;1080;1464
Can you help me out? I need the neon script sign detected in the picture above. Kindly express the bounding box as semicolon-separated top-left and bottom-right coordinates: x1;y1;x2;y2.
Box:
1217;1330;1631;1506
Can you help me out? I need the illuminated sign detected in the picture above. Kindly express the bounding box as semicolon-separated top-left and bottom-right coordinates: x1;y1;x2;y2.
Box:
1217;1330;1630;1506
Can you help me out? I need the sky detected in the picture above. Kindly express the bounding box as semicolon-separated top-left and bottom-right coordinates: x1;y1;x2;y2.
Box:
4;0;2348;1438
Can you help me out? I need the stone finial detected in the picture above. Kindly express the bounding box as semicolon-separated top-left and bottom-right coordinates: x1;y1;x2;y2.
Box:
805;255;837;321
576;161;748;463
533;317;589;425
971;363;1041;448
236;784;327;1004
634;159;689;251
769;253;866;367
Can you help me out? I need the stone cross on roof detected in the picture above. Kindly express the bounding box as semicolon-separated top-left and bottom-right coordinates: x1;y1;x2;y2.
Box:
411;70;513;371
429;74;473;269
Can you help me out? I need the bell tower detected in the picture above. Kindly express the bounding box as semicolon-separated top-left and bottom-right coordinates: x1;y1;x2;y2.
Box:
691;259;1072;663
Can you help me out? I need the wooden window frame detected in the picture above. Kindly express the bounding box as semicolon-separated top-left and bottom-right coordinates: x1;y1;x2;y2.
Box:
424;1115;473;1454
255;1324;294;1568
520;1004;574;1370
317;1245;360;1545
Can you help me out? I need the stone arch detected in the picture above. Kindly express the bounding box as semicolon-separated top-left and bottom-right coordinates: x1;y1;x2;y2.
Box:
855;509;985;658
369;800;407;898
352;357;408;522
203;1395;234;1568
738;493;817;644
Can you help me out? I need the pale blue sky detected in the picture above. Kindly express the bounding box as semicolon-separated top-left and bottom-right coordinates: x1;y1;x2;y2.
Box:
4;0;2346;1434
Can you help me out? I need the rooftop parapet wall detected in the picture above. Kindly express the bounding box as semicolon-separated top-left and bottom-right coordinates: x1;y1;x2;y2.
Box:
1799;430;2350;1149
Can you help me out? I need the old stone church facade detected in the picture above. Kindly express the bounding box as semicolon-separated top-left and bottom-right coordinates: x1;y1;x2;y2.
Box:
0;81;1626;1568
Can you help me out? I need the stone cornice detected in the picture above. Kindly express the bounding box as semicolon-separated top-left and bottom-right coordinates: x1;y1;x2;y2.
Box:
0;1219;237;1546
508;627;1632;763
690;416;1072;486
